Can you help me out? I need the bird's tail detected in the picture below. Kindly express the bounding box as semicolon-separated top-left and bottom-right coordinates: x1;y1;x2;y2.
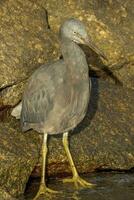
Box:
11;102;22;119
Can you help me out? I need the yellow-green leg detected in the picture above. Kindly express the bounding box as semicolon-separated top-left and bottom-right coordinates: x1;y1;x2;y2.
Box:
33;133;58;200
62;132;94;189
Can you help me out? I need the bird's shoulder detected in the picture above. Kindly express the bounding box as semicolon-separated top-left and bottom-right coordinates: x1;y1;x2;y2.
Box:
23;60;66;97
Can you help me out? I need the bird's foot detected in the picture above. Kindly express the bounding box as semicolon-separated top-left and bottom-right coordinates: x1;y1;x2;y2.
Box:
63;175;95;189
33;183;59;200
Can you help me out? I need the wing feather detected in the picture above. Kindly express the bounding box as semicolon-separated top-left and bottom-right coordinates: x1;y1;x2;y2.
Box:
21;65;54;130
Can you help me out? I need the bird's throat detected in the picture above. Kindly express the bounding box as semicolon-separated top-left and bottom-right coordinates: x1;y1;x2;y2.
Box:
61;39;89;78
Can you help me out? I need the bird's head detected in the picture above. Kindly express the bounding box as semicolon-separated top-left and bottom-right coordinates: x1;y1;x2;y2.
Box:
60;18;107;60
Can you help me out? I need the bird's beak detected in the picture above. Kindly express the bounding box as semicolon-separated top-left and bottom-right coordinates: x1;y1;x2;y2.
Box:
82;37;108;61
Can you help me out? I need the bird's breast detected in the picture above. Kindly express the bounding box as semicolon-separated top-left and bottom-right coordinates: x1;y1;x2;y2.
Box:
47;75;89;133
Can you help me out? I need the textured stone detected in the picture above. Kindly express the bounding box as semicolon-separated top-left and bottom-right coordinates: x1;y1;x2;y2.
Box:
0;122;41;197
0;187;17;200
0;0;59;109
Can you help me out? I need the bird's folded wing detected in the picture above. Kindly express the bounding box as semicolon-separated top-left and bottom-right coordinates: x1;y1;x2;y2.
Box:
21;67;54;126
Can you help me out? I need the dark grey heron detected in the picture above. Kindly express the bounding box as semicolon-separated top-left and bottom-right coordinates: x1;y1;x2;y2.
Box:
21;18;106;199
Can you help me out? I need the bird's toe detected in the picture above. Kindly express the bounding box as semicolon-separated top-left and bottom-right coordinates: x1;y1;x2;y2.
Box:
63;175;95;189
33;183;59;200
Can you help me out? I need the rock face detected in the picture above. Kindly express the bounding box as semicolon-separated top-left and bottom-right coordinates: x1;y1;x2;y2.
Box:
0;0;59;110
0;187;17;200
0;122;42;198
0;0;134;198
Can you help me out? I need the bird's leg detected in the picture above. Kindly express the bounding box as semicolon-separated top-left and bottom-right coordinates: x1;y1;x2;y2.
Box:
62;132;94;189
33;133;58;200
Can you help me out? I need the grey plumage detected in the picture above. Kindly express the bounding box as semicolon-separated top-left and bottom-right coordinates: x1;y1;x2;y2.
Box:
21;39;89;134
21;18;106;135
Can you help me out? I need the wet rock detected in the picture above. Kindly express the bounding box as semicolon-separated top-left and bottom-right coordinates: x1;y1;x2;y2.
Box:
0;79;133;198
25;173;134;200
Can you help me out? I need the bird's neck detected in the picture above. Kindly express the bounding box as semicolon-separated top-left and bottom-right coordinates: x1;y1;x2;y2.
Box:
61;38;89;77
